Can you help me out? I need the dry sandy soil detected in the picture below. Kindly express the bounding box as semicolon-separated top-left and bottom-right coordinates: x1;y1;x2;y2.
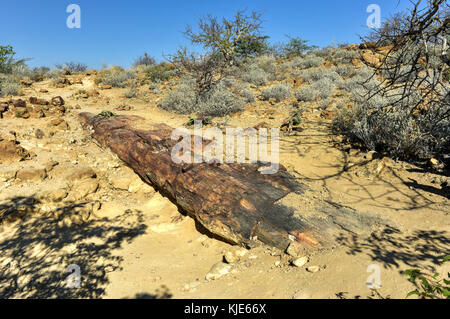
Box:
0;73;449;299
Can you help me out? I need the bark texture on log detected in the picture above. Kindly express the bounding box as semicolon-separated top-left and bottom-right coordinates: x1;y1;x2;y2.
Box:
79;113;384;251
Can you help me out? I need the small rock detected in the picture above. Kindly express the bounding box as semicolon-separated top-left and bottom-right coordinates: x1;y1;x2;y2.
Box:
364;151;381;161
65;166;96;181
205;262;232;281
38;189;68;203
12;99;27;108
285;242;306;257
0;170;17;182
44;160;59;173
29;97;49;105
292;256;309;268
429;158;444;170
223;251;237;264
51;96;65;106
35;128;45;139
306;266;320;273
69;179;99;200
184;280;202;290
235;248;248;257
109;176;131;191
16;167;47;182
104;266;115;273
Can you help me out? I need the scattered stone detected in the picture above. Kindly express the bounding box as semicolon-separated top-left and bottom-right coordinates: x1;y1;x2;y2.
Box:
285;242;306;257
109;176;131;191
38;189;68;203
104;266;115;273
306;265;320;273
12;99;26;108
364;151;381;161
49;118;69;130
184;280;202;291
44;160;59;172
205;262;233;281
223;250;238;264
20;80;33;86
0;103;9;114
69;179;99;200
359;41;378;50
35;128;45;139
116;105;132;111
29;97;49;105
16;167;47;182
429;158;444;170
361;50;381;67
0;170;17;182
235;248;248;258
51;96;65;106
292;256;309;268
39;89;49;93
102;85;112;90
65;166;97;181
0;137;32;164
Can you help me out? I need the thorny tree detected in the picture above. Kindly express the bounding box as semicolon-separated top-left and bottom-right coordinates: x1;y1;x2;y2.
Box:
184;10;265;66
348;0;449;160
168;48;227;96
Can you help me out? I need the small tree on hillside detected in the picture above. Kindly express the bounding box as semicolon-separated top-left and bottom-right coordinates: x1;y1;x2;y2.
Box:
183;10;266;65
0;45;26;74
281;36;317;58
168;48;226;95
133;52;156;67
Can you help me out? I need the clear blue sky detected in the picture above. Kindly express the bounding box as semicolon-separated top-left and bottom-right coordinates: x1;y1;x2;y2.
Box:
0;0;414;69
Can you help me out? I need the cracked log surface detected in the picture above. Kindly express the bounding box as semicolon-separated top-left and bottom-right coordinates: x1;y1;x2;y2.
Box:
79;112;385;252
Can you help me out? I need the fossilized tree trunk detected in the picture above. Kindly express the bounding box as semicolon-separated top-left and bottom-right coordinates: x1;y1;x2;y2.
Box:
79;113;383;252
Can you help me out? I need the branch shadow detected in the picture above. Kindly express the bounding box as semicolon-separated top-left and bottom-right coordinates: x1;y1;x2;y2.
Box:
0;196;147;299
335;225;450;270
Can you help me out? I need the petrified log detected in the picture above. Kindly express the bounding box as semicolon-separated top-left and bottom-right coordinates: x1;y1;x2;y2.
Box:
79;112;384;251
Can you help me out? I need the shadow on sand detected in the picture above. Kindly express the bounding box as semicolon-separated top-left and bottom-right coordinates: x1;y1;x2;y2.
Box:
0;196;147;298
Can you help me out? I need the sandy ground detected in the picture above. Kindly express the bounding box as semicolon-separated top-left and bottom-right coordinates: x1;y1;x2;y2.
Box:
0;74;449;299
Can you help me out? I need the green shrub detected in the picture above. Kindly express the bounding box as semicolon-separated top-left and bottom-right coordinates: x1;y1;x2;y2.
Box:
300;67;340;83
96;68;136;88
332;49;359;63
404;255;450;299
160;77;243;116
197;84;244;116
333;84;450;159
296;56;324;69
143;63;176;82
261;83;292;102
29;66;50;82
159;77;198;114
55;62;88;73
294;85;317;102
124;80;138;98
243;67;270;86
336;64;356;77
0;74;20;96
311;78;335;99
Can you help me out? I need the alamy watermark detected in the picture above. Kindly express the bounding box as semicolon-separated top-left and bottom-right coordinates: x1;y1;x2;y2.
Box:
367;4;381;29
171;121;280;175
66;264;81;288
366;264;381;289
66;4;81;29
